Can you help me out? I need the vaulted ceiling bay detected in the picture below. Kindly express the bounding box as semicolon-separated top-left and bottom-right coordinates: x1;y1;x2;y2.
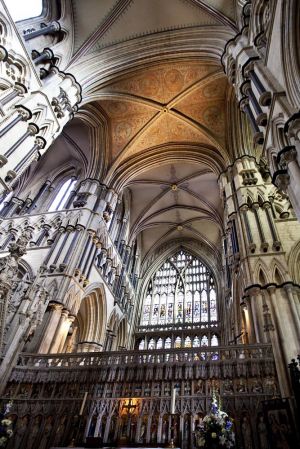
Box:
89;59;230;258
65;0;240;260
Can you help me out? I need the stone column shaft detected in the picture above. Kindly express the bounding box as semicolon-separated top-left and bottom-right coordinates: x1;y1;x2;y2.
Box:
49;308;69;353
24;21;61;41
37;303;63;353
57;315;75;353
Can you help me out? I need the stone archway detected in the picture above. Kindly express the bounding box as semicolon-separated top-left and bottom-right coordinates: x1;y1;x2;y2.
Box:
76;287;107;352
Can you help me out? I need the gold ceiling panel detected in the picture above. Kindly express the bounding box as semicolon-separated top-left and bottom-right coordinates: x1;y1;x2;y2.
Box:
123;113;212;160
106;62;219;104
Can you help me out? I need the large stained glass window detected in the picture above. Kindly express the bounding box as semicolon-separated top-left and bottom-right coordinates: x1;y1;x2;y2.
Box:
141;249;217;326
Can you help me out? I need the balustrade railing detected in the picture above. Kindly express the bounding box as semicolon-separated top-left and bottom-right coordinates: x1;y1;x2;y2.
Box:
137;321;219;333
16;344;273;369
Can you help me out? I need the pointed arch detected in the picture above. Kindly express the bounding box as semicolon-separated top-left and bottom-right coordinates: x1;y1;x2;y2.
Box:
139;247;218;326
288;240;300;284
270;258;289;285
76;285;107;352
253;259;270;285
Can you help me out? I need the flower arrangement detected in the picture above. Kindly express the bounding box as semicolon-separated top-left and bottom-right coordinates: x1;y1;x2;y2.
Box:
195;395;235;449
0;401;13;448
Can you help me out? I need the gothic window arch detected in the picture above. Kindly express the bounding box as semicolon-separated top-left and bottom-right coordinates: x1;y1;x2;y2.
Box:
141;249;218;326
49;176;77;212
7;0;43;22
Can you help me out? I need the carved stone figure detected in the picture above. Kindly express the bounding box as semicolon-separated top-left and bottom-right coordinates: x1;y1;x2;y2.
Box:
241;415;254;449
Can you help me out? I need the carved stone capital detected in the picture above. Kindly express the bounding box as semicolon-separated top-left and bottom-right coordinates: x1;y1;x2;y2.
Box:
246;285;261;297
266;285;276;295
277;146;297;167
48;302;63;312
260;242;269;253
28;122;40;136
272;169;290;190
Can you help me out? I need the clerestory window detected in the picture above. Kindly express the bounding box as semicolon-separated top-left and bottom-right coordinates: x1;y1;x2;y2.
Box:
49;178;77;212
5;0;43;22
141;249;217;326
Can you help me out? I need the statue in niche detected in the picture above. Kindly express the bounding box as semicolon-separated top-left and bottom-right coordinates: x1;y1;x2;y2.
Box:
150;416;158;444
183;415;190;444
236;378;247;393
223;379;234;395
39;415;53;449
3;383;16;398
257;414;269;449
161;415;168;443
7;415;28;449
184;381;191;395
195;379;204;394
139;418;147;443
129;415;137;443
108;414;117;443
52;415;67;447
17;383;32;399
241;415;254;449
153;383;160;396
252;379;263;393
264;377;278;396
31;383;41;399
26;415;42;449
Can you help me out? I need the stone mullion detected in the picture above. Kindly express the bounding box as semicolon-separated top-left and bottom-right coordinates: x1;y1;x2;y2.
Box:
242;82;267;126
247;70;271;107
240;99;264;145
252;205;267;250
52;231;70;265
0;113;24;138
24;21;61;41
35;225;50;246
26;180;51;213
62;229;81;265
82;239;97;277
4;123;39;159
32;47;54;65
263;204;280;250
78;235;93;271
12;137;45;179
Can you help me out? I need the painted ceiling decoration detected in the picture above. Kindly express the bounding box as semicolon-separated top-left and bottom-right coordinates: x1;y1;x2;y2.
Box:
63;0;239;260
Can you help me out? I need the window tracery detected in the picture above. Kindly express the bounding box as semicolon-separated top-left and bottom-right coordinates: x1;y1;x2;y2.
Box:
141;250;217;326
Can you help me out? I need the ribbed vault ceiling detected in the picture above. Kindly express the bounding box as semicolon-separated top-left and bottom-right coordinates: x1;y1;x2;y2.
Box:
66;0;238;258
71;0;236;56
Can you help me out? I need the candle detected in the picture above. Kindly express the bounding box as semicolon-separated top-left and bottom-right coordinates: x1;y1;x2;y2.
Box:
79;391;88;415
170;387;176;414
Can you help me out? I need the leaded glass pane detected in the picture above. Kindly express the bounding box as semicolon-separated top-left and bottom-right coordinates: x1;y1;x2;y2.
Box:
148;338;155;349
140;250;218;340
165;337;172;349
211;335;218;346
175;336;181;348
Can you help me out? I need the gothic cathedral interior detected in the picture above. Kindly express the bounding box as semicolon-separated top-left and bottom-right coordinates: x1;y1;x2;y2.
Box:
0;1;299;449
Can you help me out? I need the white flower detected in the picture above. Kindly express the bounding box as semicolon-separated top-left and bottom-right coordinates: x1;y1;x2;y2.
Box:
219;434;226;445
0;436;8;448
1;419;12;426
